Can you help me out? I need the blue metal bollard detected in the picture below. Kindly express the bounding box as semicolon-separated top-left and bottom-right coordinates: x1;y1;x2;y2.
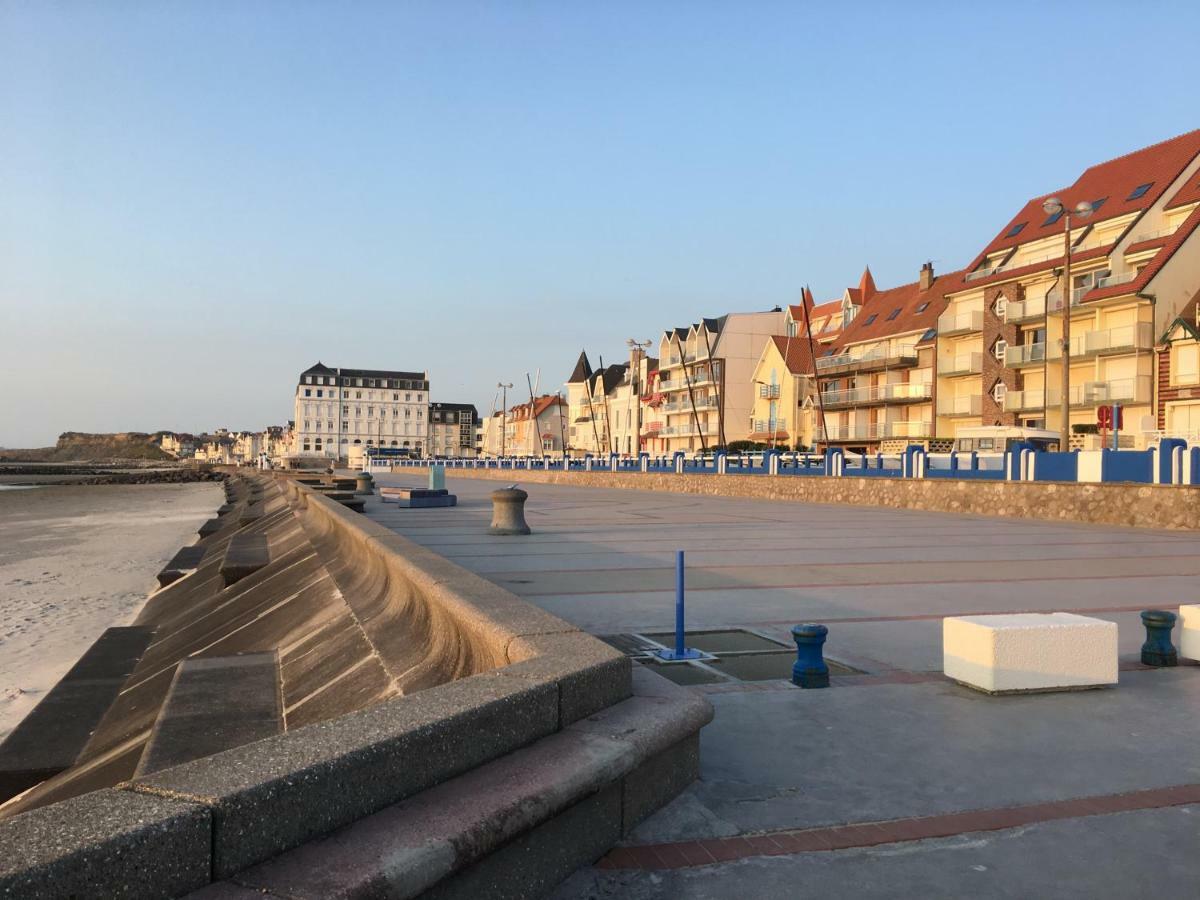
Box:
657;551;701;661
791;624;830;688
1140;610;1178;667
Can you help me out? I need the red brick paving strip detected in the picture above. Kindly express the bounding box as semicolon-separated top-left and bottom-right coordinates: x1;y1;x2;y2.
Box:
597;784;1200;870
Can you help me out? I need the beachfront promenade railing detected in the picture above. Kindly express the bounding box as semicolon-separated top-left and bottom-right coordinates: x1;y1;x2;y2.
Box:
372;438;1200;486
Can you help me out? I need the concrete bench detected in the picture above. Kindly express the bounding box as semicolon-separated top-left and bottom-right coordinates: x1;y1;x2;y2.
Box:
220;533;270;587
943;613;1117;694
197;517;223;538
380;487;457;508
156;545;207;587
135;652;282;778
239;501;265;527
1181;605;1200;662
216;503;235;517
0;627;153;802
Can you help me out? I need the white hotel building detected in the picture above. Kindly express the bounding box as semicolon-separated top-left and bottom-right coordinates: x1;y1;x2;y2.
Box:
293;362;429;460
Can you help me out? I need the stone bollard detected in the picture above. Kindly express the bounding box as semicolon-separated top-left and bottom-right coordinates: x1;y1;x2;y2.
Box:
355;472;374;496
489;487;531;535
791;624;830;688
1140;610;1178;667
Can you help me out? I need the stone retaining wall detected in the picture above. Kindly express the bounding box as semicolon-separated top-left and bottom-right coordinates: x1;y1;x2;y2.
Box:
408;468;1200;530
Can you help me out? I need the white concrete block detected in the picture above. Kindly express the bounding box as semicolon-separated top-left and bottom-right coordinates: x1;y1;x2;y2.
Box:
943;613;1118;693
1180;605;1200;662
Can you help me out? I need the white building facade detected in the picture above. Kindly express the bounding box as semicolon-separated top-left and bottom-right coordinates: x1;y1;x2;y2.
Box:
293;362;429;460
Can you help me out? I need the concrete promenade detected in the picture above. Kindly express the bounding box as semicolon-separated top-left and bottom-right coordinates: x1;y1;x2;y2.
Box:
367;474;1200;898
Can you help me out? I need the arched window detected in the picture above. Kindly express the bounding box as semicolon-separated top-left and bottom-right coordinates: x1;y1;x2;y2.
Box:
353;439;361;445
302;441;311;451
390;440;398;446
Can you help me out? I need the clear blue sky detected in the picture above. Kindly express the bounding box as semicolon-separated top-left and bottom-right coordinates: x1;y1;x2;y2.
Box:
2;1;1197;446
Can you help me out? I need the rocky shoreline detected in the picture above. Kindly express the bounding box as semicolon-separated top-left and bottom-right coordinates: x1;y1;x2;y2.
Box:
0;464;225;486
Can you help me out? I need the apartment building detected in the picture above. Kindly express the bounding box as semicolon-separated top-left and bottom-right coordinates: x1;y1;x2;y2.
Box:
748;334;816;449
293;362;429;459
479;395;567;456
655;309;786;453
814;264;954;451
934;129;1200;445
428;403;479;458
158;433;196;459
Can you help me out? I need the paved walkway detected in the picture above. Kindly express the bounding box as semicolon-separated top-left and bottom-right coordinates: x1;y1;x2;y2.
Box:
366;475;1200;898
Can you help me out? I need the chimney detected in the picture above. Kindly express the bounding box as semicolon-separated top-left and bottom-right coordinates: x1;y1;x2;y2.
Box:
919;261;935;291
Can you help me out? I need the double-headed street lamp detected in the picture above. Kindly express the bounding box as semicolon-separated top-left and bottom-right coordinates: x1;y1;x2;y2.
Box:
1041;196;1094;451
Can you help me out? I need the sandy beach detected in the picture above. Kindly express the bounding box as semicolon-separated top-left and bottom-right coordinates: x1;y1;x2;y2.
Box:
0;482;221;739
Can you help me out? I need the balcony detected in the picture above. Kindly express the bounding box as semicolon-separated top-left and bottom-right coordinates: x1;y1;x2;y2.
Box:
818;420;932;442
820;382;932;408
1133;226;1176;243
1069;322;1154;358
1003;389;1046;413
1005;296;1047;323
1002;376;1152;411
939;352;983;377
758;384;780;399
936;395;982;417
1006;342;1047;369
816;345;919;375
662;396;719;412
937;309;984;336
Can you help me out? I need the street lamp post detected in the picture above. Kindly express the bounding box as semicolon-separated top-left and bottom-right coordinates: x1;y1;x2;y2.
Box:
497;382;513;457
626;338;652;456
1041;197;1094;451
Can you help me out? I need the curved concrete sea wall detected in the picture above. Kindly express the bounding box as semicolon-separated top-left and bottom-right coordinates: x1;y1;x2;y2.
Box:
0;473;710;898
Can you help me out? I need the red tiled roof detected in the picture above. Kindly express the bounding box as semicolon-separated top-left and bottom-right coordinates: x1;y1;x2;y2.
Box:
971;129;1200;267
834;268;965;349
768;334;816;376
1165;170;1200;211
788;299;841;323
859;267;877;301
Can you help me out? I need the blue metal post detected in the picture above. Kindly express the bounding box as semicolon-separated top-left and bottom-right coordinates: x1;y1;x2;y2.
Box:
657;550;701;661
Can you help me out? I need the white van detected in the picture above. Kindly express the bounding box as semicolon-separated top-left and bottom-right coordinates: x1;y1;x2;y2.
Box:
953;426;1060;453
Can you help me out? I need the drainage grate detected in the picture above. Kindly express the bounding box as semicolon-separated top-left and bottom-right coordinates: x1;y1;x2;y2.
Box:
612;628;862;685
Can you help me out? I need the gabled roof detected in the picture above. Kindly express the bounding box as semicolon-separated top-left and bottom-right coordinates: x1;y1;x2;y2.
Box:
1165;169;1200;211
767;334;816;376
834;267;965;349
858;267;877;301
566;351;593;384
972;129;1200;264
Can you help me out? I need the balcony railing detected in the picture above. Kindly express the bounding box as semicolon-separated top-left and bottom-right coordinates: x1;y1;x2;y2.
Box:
936;309;984;335
936;395;982;417
1133;227;1175;243
820;382;932;407
1068;322;1154;357
818;420;932;441
758;384;780;399
816;345;918;373
939;352;983;377
1006;342;1047;368
1002;376;1152;411
1005;296;1046;323
1003;389;1045;412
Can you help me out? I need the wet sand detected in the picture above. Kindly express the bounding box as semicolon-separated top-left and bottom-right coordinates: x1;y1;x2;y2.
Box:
0;482;221;739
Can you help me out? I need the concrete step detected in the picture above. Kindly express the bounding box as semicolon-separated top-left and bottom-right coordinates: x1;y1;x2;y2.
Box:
220;533;270;587
157;546;208;587
197;518;223;538
135;652;282;778
191;667;710;900
0;627;154;802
